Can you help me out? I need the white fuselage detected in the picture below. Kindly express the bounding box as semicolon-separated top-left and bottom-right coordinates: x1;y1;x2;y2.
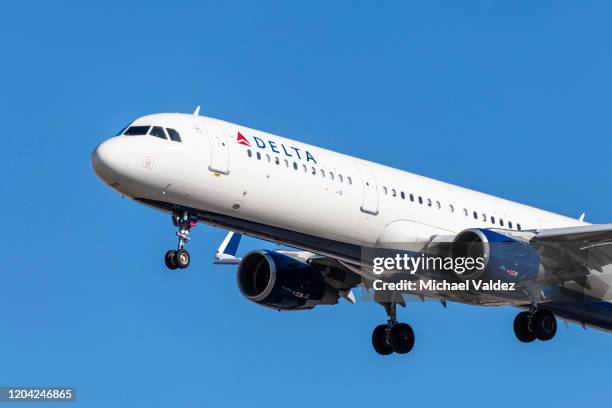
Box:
91;113;585;261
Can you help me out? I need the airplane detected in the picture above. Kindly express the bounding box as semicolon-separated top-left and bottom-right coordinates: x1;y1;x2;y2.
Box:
91;107;612;355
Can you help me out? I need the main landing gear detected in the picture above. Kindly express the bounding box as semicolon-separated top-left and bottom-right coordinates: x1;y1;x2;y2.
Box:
513;307;557;343
371;302;415;356
164;211;198;270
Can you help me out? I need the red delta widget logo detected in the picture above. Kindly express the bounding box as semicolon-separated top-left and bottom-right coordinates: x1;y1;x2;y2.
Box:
236;132;317;164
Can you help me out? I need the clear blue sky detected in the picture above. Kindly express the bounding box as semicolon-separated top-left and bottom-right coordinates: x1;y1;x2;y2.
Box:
1;1;612;407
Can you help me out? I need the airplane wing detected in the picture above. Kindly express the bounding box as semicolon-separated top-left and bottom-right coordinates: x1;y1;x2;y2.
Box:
213;231;322;265
533;223;612;273
418;224;612;292
535;223;612;243
213;231;359;303
524;223;612;293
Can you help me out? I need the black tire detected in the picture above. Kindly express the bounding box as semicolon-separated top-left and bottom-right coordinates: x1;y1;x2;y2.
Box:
175;249;190;269
389;323;415;354
165;250;178;270
372;325;393;355
513;311;535;343
533;310;557;341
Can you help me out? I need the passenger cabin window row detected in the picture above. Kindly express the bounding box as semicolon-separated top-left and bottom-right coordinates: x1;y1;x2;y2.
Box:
381;184;522;231
121;125;182;142
246;149;352;186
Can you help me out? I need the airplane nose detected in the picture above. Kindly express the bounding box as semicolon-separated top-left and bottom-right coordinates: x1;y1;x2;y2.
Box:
91;138;127;184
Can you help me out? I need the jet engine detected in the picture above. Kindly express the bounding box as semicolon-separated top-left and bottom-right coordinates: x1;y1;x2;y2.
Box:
237;250;340;310
450;228;541;283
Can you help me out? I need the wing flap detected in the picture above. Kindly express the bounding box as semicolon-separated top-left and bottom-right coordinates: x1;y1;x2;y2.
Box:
534;223;612;276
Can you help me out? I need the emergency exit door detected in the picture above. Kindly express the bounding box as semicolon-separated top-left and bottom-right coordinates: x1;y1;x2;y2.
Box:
355;163;379;215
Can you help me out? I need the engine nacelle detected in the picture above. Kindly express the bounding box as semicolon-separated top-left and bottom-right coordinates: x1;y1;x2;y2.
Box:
450;228;541;283
237;250;339;311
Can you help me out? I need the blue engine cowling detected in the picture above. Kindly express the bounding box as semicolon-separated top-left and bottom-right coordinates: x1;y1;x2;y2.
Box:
450;228;541;283
237;250;338;310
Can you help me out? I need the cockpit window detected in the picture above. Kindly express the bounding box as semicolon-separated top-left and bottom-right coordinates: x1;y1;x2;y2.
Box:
124;126;150;135
116;124;130;136
167;128;182;142
150;126;167;140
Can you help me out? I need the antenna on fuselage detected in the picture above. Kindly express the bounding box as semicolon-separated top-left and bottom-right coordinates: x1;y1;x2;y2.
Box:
193;105;201;116
579;213;586;222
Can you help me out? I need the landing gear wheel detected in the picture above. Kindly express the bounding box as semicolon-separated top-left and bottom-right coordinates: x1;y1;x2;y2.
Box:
533;310;557;341
165;250;177;270
165;211;197;270
372;325;393;355
389;323;415;354
175;249;190;269
513;311;535;343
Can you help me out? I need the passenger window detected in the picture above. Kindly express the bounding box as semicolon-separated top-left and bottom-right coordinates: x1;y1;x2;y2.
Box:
330;172;334;180
320;169;325;177
311;166;316;175
293;162;298;170
463;208;468;217
392;188;396;197
275;157;280;165
284;159;289;167
247;149;252;157
517;223;522;231
167;128;182;142
410;194;414;202
473;211;478;219
436;201;441;209
449;204;454;213
500;219;505;227
266;154;271;162
347;176;352;185
491;216;495;224
427;198;432;207
302;164;307;172
124;126;150;135
509;221;513;229
482;213;486;222
256;152;261;160
339;174;343;183
400;191;405;200
418;196;423;204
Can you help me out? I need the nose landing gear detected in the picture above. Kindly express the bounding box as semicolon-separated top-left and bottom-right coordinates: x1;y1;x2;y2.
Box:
164;211;198;270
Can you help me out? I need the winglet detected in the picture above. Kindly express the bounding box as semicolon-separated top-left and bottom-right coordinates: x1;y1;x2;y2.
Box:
193;105;201;116
579;213;586;222
214;231;242;264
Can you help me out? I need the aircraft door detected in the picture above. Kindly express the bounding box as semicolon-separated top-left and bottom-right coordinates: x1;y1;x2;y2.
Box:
355;162;379;215
205;122;230;174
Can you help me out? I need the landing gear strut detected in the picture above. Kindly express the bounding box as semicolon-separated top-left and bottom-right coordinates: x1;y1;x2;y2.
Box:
513;306;557;343
164;211;197;270
371;302;415;355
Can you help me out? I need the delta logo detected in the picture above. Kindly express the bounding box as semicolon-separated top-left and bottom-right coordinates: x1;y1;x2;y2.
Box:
237;132;251;147
236;132;317;164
